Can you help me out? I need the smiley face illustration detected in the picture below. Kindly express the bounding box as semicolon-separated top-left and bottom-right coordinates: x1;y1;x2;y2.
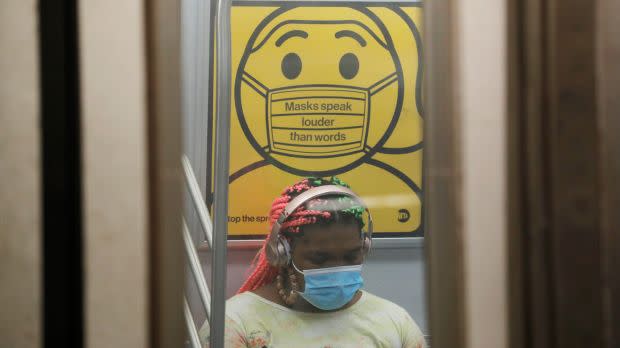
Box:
222;4;424;236
235;6;404;175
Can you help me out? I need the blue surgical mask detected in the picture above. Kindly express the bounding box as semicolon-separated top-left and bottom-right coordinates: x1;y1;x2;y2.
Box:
292;262;364;311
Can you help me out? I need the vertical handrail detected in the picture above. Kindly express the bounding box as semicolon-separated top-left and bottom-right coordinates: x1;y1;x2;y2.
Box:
211;0;232;345
184;297;202;348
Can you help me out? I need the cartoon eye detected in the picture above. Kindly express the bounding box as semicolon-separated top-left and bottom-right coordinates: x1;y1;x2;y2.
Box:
339;53;359;79
281;53;302;79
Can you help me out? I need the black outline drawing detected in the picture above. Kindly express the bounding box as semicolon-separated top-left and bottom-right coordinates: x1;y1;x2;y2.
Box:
234;6;405;176
251;19;389;53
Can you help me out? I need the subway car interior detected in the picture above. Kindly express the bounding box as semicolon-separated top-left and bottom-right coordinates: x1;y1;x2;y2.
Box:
2;0;619;347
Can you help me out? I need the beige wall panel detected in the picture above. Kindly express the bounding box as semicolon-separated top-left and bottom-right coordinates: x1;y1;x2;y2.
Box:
457;0;509;347
78;1;149;347
0;1;42;347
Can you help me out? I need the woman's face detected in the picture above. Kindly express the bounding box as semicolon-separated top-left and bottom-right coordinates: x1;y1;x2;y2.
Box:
289;222;364;290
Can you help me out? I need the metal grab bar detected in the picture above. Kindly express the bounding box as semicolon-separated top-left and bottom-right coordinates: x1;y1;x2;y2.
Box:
184;297;202;348
183;155;213;247
211;0;233;345
183;219;212;317
182;0;232;344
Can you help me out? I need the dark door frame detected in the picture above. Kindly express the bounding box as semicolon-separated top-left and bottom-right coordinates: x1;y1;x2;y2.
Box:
508;0;620;347
38;1;83;346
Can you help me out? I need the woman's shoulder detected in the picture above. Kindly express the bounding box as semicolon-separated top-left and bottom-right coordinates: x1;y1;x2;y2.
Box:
358;291;410;316
226;291;290;318
226;291;264;311
357;292;422;329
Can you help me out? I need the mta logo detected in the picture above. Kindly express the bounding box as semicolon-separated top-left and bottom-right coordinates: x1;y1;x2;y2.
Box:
398;209;410;223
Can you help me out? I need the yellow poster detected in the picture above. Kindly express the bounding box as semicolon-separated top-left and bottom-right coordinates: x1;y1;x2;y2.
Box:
209;2;424;239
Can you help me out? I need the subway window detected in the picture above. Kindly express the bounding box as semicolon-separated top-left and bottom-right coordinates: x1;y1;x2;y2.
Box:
181;0;428;347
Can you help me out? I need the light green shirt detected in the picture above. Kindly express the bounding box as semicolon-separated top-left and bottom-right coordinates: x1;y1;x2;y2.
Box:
199;291;426;348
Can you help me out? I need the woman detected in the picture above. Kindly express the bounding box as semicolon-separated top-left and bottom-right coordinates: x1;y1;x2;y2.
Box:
200;177;426;347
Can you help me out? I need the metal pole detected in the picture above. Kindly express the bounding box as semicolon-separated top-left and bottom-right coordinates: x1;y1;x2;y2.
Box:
211;0;232;344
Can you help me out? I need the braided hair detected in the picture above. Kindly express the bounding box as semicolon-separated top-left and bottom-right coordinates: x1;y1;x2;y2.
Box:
237;177;365;293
